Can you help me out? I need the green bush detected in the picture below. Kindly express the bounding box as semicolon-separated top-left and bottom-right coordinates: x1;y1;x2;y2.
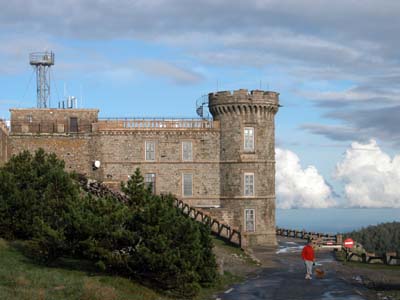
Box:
345;222;400;255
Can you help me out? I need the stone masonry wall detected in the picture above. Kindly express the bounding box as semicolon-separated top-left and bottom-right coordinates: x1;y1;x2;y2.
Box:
209;89;279;246
94;129;221;207
9;135;94;175
10;108;98;133
0;120;9;166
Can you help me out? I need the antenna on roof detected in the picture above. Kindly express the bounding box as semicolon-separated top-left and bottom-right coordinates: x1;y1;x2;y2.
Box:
29;51;55;108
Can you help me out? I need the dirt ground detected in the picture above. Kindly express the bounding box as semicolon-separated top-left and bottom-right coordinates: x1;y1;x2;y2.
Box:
212;239;262;277
331;260;400;300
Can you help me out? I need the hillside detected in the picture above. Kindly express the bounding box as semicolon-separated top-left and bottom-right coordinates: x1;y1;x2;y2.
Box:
0;239;168;300
345;222;400;255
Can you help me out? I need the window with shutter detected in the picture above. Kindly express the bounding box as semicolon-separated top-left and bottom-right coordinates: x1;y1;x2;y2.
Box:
182;141;193;161
244;173;254;196
183;173;193;197
245;209;256;232
145;173;156;194
145;141;155;161
244;127;254;152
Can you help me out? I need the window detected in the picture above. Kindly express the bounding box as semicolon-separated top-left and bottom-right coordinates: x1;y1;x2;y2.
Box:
245;209;255;232
70;117;78;132
145;173;156;194
183;173;193;197
26;115;33;123
182;141;193;161
244;173;254;196
145;141;155;161
244;127;254;152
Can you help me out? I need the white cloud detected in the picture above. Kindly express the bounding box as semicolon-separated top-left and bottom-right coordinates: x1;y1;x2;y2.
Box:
335;139;400;208
276;148;336;209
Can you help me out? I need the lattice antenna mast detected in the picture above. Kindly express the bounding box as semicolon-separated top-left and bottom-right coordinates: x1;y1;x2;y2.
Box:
29;52;55;108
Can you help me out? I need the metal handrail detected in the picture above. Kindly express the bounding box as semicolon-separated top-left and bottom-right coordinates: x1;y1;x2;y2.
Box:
29;52;55;65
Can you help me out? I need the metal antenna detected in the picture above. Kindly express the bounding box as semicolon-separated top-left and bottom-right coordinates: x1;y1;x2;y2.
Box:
29;51;55;108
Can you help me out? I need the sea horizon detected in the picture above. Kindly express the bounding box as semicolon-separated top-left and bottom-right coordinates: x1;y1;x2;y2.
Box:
276;208;400;234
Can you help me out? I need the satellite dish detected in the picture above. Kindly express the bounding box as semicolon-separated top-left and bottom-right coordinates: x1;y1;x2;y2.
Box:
93;160;101;170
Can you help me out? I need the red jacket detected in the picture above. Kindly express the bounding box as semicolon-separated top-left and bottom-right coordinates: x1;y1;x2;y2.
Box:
301;244;315;261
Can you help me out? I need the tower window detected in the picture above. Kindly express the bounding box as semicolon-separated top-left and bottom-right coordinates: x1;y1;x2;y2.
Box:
244;127;254;152
145;141;155;161
182;141;193;161
244;173;254;196
183;173;193;197
245;209;256;232
145;173;156;194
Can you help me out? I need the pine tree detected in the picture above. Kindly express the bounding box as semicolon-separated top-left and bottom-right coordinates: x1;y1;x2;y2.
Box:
0;149;80;240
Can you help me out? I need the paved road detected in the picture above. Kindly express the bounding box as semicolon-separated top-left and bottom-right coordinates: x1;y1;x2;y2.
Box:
216;239;370;300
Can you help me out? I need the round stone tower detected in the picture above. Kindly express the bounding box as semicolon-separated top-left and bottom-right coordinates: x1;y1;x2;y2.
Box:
208;89;279;246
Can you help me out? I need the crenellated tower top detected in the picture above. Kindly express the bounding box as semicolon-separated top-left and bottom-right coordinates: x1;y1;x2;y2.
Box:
208;89;279;118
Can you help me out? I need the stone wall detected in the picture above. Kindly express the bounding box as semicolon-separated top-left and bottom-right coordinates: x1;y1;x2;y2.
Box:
0;120;9;166
94;129;221;207
10;108;98;133
209;89;279;246
9;134;94;176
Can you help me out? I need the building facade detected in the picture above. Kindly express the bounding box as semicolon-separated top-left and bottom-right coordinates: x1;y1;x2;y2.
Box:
1;89;279;247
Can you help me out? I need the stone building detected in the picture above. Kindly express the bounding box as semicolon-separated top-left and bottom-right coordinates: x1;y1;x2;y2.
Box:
0;89;279;247
0;120;8;166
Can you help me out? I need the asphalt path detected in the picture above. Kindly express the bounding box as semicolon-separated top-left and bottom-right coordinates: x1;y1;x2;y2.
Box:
216;239;370;300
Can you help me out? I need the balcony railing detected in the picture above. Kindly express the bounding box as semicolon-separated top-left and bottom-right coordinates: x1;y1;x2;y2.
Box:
96;118;218;131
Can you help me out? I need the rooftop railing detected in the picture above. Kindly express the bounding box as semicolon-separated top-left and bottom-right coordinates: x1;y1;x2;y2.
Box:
29;52;55;66
96;118;218;131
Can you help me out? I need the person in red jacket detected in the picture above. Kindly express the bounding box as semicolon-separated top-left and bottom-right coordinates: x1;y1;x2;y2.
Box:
301;240;315;280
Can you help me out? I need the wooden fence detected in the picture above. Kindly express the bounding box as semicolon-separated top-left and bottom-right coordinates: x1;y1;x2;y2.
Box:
276;227;342;245
174;198;242;248
344;248;399;265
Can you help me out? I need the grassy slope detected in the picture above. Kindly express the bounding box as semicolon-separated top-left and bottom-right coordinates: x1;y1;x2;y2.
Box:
0;239;168;300
0;238;246;300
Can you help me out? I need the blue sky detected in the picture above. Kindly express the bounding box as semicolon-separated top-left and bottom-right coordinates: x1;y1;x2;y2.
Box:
1;0;400;208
